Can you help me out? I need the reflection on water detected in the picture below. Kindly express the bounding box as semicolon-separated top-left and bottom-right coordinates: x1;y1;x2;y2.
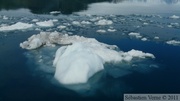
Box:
0;0;111;14
112;0;179;4
78;0;180;15
0;0;180;15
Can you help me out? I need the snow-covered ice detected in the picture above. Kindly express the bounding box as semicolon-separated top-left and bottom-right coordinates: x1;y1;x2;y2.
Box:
166;40;180;46
141;38;148;41
170;15;180;19
128;32;142;39
107;29;116;32
36;20;54;27
50;11;61;14
53;43;104;84
97;29;106;33
95;19;113;26
57;25;67;29
81;21;91;25
0;22;33;31
72;21;81;26
154;36;159;40
20;31;155;84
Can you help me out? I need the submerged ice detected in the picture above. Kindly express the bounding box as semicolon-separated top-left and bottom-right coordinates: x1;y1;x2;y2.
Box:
20;31;155;84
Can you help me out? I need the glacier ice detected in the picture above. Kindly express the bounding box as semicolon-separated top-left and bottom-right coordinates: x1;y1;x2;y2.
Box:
53;43;104;84
20;31;155;84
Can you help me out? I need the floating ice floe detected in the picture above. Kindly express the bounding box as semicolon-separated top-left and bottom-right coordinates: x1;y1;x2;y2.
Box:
3;16;8;20
143;22;149;25
141;38;148;41
170;15;180;19
32;19;39;22
90;17;103;22
154;36;159;40
20;31;155;84
166;40;180;46
96;29;106;33
81;21;91;25
107;29;116;32
50;11;61;14
0;22;33;32
128;32;142;39
95;19;113;26
72;21;81;26
36;20;54;27
57;25;67;29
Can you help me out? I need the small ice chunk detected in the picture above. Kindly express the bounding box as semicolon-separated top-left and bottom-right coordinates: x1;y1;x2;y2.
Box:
166;40;180;46
124;49;155;61
0;22;33;31
32;19;39;22
50;11;61;14
57;25;66;29
95;19;113;26
170;23;179;26
97;29;106;33
52;19;58;22
128;32;142;38
72;21;81;26
143;22;148;25
170;15;180;19
141;38;147;41
90;17;103;22
20;32;53;49
81;21;91;25
36;20;54;27
167;25;173;28
154;37;159;40
3;16;8;20
107;29;116;32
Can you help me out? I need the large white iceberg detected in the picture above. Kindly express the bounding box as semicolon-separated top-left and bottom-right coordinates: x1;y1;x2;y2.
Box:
20;31;155;84
0;22;33;31
53;43;104;84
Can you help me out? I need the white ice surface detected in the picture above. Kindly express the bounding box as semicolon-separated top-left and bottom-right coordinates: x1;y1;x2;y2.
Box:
0;22;33;31
166;40;180;46
20;31;155;84
95;19;113;25
128;32;142;38
36;20;54;27
97;29;106;33
170;15;180;19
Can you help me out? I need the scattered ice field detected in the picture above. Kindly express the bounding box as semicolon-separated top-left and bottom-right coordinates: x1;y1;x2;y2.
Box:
0;13;180;93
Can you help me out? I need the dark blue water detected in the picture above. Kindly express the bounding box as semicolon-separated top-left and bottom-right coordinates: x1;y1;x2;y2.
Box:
1;0;180;101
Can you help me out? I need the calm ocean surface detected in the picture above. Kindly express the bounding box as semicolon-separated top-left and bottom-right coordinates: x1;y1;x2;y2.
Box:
0;0;180;101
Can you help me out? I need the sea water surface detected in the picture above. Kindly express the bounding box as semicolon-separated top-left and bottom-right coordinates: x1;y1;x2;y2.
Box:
0;0;180;101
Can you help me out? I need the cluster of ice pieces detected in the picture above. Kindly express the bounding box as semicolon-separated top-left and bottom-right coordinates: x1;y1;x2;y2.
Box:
20;31;155;84
166;40;180;46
